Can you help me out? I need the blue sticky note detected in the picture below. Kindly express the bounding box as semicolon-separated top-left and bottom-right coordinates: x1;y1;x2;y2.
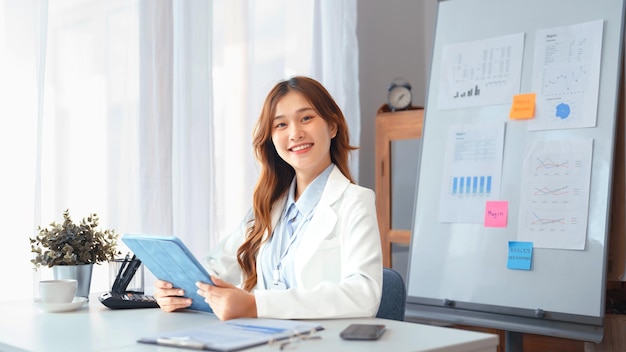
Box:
507;241;533;270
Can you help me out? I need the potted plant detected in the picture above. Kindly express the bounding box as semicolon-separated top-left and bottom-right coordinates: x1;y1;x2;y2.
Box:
30;209;120;298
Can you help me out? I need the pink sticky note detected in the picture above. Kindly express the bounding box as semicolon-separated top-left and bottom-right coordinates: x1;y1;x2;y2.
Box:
484;201;508;228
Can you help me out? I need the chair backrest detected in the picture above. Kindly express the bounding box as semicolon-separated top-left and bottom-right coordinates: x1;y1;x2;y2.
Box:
376;267;407;321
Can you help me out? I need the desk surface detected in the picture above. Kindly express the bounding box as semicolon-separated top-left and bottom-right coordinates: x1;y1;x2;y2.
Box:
0;293;499;352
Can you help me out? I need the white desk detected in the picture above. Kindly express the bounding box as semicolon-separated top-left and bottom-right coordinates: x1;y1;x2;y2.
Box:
0;293;498;352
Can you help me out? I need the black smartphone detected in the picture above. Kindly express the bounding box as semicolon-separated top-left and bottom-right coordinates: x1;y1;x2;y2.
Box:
339;324;386;340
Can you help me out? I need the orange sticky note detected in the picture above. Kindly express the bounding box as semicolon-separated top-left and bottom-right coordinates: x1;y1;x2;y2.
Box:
484;201;508;228
509;93;536;119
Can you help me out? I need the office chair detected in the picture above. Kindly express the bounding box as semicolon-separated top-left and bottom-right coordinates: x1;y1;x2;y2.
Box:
376;267;407;321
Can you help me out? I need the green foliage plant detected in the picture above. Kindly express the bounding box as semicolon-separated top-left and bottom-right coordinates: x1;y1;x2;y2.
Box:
30;209;120;268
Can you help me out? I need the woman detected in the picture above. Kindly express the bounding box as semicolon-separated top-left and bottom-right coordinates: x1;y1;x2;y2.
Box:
154;76;382;320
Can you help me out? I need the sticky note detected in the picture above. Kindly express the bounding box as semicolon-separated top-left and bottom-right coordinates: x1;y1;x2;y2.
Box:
507;241;533;270
484;201;508;227
509;93;536;119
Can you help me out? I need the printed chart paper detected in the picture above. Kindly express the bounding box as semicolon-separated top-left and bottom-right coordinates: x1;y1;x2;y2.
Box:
438;33;524;110
439;123;505;223
528;20;603;131
517;139;593;250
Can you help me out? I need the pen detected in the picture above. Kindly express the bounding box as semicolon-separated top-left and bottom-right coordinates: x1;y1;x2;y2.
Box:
111;253;130;293
118;255;140;292
156;337;205;350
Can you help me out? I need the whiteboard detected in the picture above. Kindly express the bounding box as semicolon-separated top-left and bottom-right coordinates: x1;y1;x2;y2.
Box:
406;0;625;341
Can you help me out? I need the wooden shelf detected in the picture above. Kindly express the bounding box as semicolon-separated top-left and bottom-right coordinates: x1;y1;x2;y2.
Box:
375;106;423;267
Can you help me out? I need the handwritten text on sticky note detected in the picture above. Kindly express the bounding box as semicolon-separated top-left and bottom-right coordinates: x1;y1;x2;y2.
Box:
509;93;536;120
484;201;508;228
507;241;533;270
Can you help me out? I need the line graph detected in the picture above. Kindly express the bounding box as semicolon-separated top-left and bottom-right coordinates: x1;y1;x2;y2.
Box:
535;157;568;170
530;211;566;226
533;185;568;197
542;34;590;97
525;210;578;233
528;183;581;205
530;153;584;177
542;64;588;96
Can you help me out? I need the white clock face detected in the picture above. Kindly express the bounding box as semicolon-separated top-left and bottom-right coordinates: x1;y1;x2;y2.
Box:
388;86;411;110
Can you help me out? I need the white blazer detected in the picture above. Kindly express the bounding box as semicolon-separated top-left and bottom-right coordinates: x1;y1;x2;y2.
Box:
202;165;383;319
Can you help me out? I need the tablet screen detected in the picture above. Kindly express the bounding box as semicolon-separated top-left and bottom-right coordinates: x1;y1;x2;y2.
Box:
121;234;214;313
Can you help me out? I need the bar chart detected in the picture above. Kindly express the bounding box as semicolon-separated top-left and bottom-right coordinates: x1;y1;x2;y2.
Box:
450;175;493;197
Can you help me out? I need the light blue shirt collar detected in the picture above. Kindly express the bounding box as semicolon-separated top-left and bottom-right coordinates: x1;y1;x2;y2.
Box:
284;163;334;221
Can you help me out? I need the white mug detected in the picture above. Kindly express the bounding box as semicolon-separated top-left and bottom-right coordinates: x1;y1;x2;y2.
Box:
39;279;77;304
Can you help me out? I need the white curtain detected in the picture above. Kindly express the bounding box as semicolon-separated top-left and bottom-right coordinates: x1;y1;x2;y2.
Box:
0;0;359;302
212;0;360;239
0;0;43;301
312;0;360;176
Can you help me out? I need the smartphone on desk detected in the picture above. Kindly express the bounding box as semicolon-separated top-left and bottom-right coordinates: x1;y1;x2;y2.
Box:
340;324;386;340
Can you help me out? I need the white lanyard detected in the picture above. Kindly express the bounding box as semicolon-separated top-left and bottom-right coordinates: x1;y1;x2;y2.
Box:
272;205;311;290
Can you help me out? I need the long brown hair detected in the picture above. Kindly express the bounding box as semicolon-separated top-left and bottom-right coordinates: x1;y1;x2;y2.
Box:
237;76;357;291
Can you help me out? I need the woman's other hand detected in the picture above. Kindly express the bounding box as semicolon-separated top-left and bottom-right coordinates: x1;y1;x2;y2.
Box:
196;276;257;320
153;279;192;312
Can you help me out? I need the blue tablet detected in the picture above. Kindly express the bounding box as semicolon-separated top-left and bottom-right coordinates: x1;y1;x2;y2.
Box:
121;234;214;313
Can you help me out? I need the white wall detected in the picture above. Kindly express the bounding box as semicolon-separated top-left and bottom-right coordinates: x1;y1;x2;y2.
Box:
357;0;436;190
356;0;437;275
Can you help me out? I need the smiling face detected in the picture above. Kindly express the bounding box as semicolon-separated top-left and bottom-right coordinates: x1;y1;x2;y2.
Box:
271;91;337;184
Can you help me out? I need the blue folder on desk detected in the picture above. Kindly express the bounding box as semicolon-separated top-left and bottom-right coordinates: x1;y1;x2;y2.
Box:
121;234;215;313
139;318;323;352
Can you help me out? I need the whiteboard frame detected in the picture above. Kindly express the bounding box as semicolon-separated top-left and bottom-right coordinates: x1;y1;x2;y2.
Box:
406;0;625;342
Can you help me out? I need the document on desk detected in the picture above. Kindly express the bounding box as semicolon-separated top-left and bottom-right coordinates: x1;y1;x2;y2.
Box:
138;318;323;351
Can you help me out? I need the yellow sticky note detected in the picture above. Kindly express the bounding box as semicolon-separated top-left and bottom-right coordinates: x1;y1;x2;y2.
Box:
509;93;536;120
